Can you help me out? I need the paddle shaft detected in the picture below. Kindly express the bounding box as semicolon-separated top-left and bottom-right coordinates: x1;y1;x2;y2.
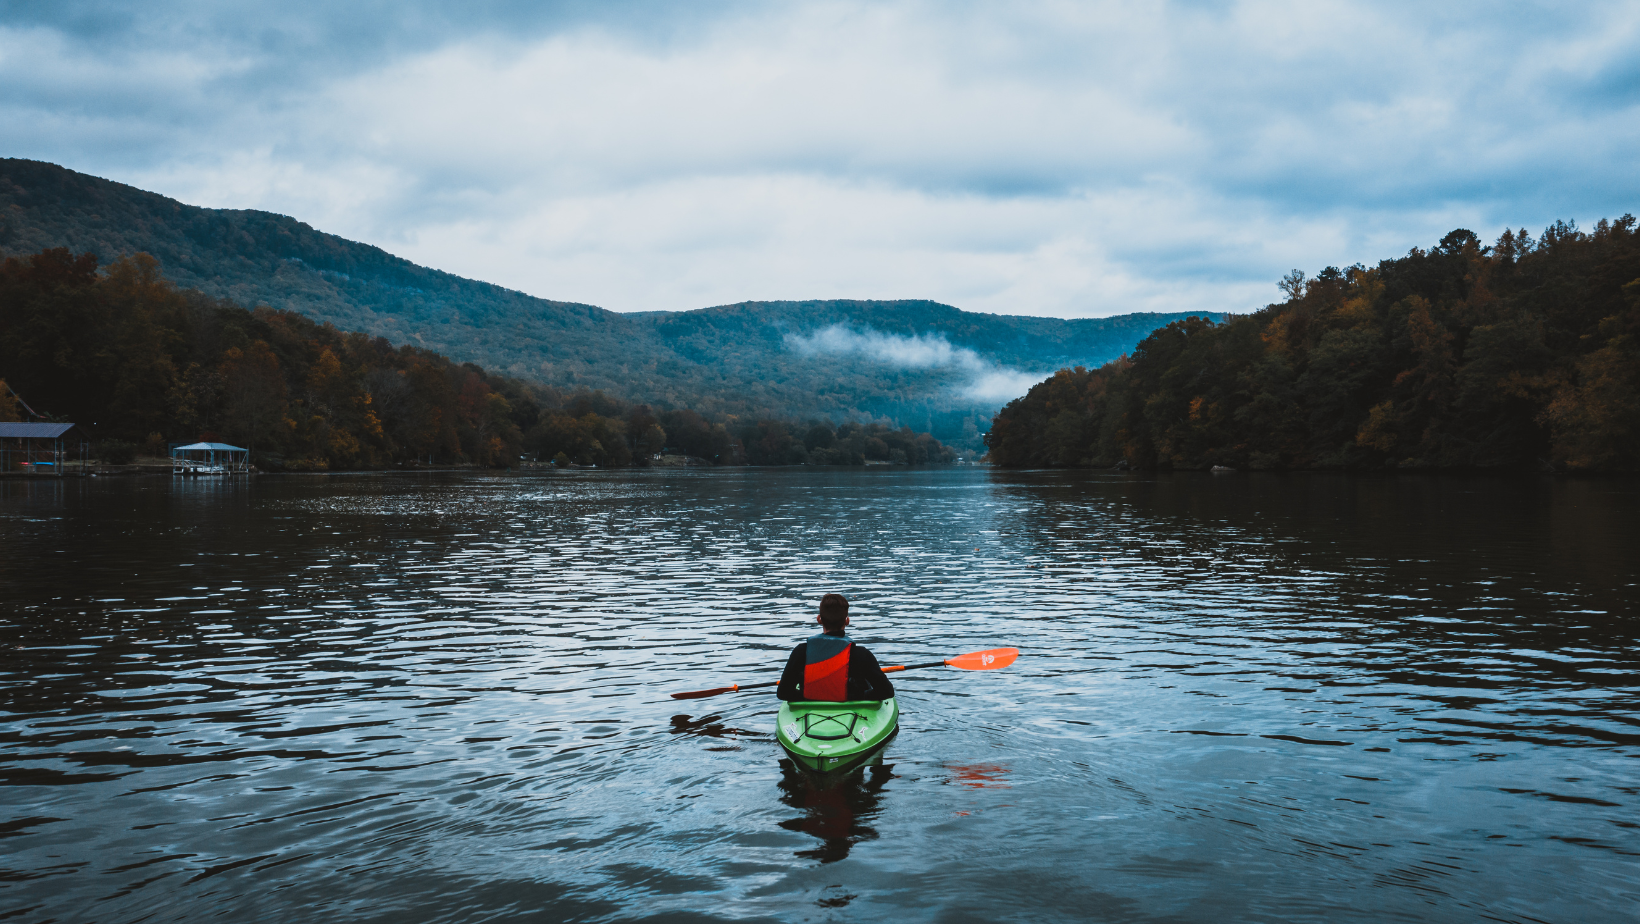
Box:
669;679;779;701
671;659;950;700
883;661;946;673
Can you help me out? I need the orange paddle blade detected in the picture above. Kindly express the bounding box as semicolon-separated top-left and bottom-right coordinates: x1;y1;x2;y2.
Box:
944;648;1018;671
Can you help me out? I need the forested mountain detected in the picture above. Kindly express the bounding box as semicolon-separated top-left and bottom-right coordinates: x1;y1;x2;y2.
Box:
0;248;533;470
0;248;956;469
986;220;1640;472
0;159;1217;447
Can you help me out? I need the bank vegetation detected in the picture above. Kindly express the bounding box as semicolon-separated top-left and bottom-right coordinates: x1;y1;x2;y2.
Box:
986;218;1640;473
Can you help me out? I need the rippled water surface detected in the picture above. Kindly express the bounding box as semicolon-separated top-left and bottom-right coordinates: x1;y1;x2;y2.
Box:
3;468;1639;923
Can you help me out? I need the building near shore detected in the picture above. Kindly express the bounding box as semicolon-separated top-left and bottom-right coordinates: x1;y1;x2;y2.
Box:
170;442;251;475
0;423;88;475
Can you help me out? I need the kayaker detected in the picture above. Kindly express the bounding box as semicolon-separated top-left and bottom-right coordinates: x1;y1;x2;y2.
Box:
776;594;895;702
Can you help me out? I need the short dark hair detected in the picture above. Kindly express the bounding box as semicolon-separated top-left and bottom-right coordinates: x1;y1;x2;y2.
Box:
818;593;849;630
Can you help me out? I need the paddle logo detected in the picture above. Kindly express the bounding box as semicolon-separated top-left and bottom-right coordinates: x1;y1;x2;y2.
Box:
982;653;994;666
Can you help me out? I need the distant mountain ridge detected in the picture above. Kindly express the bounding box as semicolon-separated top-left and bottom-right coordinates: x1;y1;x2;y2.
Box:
0;158;1221;444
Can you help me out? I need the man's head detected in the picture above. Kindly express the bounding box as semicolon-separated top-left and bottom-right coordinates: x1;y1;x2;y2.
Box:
817;593;849;633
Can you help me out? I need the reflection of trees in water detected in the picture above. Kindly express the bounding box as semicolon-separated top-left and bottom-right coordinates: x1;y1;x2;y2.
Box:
995;471;1640;687
776;761;895;864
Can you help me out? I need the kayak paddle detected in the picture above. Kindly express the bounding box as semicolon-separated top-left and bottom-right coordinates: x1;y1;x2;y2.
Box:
668;647;1019;700
885;647;1019;673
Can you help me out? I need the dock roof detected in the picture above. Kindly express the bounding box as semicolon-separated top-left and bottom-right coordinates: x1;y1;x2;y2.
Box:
0;422;80;438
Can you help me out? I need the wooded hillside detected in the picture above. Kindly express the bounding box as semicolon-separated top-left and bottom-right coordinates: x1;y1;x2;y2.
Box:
986;219;1640;472
0;248;955;469
0;159;1216;447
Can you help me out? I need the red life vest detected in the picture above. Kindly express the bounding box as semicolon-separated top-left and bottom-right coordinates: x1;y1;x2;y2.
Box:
802;634;852;701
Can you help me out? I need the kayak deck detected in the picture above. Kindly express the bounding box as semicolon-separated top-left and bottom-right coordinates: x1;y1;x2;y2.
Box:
776;698;899;772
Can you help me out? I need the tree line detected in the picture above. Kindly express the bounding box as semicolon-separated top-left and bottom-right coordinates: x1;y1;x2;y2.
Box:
0;248;956;469
986;217;1640;473
522;390;954;466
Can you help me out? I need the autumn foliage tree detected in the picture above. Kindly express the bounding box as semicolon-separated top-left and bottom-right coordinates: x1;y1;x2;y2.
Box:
986;218;1640;473
0;248;532;469
218;341;287;453
0;380;21;422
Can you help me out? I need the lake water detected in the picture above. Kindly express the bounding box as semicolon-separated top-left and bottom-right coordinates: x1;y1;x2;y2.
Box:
2;468;1638;923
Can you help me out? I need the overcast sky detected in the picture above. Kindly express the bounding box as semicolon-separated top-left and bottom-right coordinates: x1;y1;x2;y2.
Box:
3;1;1637;317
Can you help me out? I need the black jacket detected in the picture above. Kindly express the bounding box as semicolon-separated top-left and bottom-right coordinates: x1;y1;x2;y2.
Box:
776;636;896;701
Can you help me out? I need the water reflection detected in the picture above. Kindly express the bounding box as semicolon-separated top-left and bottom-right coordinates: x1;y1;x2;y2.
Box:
668;713;766;752
776;760;896;863
1;469;1636;924
946;762;1010;790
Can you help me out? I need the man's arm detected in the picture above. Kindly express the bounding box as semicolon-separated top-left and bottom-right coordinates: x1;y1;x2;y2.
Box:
776;643;807;701
847;645;895;701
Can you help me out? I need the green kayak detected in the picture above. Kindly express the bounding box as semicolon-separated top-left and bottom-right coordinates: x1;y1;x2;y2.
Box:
776;698;899;772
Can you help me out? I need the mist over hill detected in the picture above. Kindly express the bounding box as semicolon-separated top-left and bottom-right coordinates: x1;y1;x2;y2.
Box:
0;159;1220;446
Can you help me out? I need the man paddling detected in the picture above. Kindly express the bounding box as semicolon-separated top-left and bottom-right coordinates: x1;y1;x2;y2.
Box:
777;594;895;702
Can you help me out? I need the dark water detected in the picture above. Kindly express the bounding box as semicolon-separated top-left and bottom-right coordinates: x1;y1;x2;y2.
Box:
2;469;1638;924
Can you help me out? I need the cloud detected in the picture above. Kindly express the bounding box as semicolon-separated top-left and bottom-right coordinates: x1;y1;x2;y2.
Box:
964;369;1052;404
787;325;979;369
785;324;1043;403
3;2;1638;318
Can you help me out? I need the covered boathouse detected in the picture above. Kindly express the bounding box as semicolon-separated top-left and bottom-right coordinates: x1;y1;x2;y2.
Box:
0;422;89;476
171;441;250;475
